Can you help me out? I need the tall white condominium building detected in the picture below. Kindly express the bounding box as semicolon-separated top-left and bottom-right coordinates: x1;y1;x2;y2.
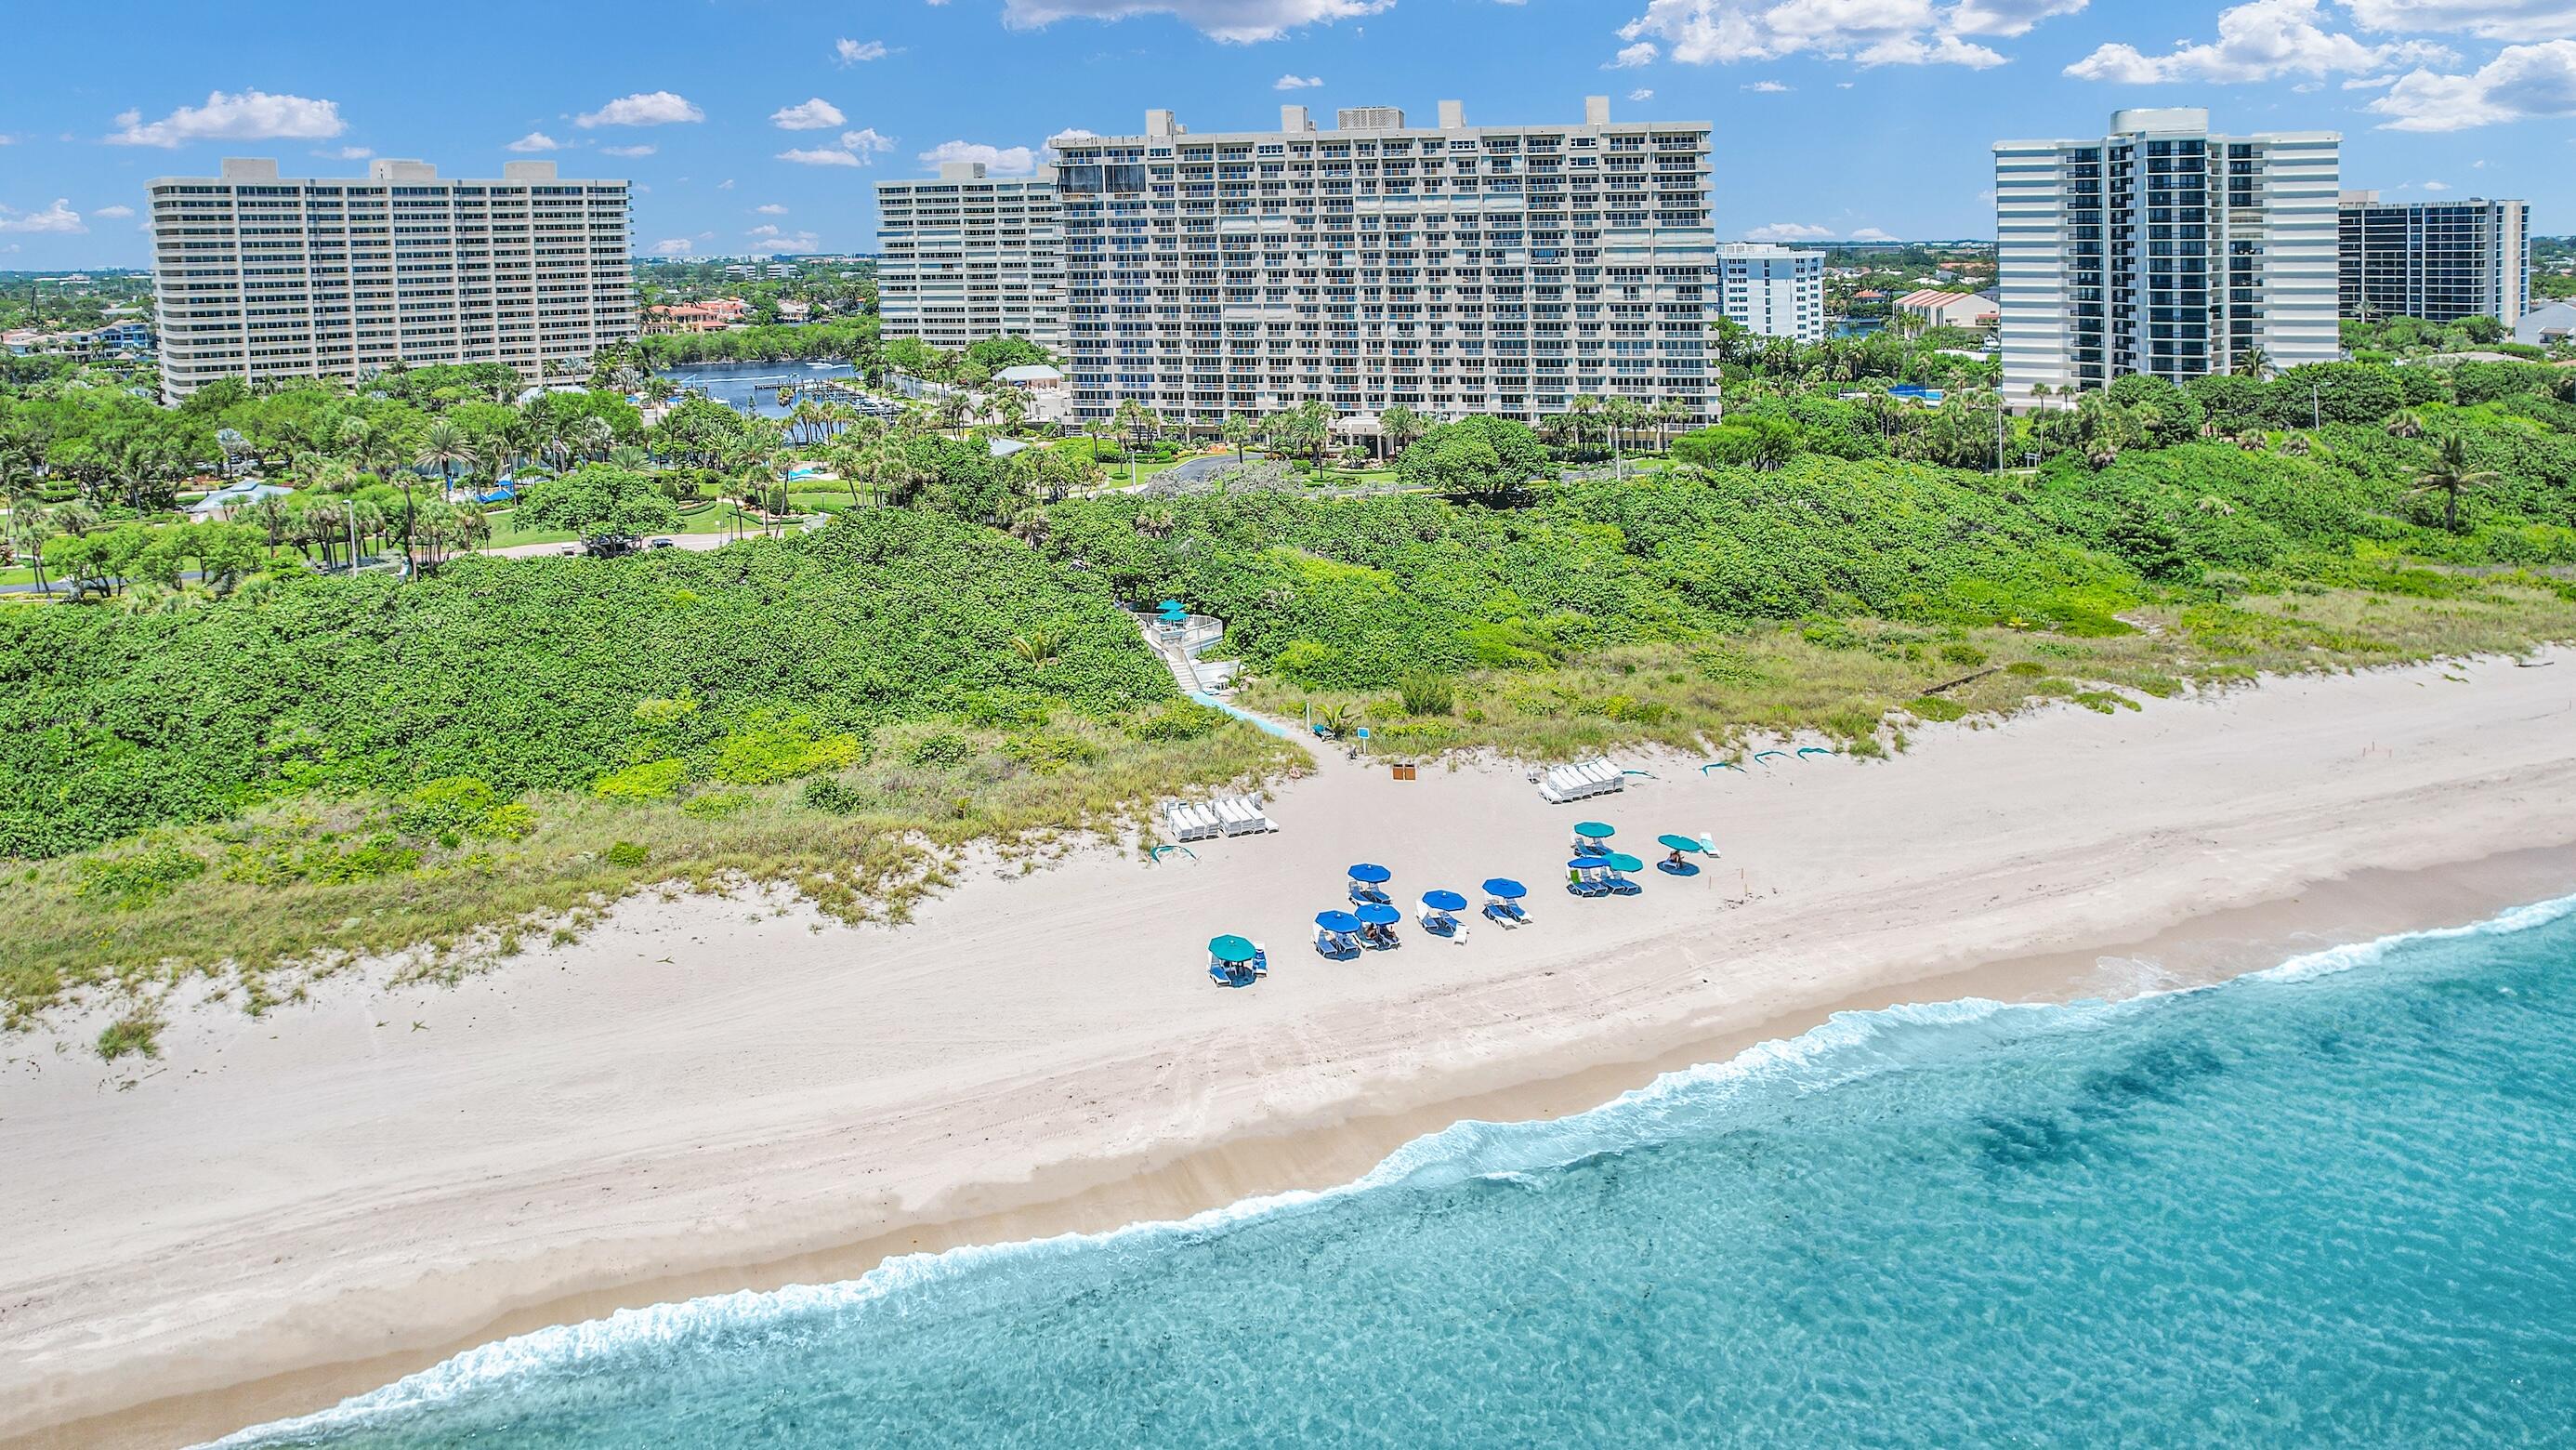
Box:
149;157;634;402
1994;108;2338;402
1716;243;1825;343
1049;98;1717;425
2337;192;2530;324
874;162;1066;354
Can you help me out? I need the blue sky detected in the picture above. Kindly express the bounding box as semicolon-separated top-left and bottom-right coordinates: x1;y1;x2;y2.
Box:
1;0;2569;269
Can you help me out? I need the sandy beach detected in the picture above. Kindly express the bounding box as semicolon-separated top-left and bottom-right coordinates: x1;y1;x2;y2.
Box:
5;650;2574;1448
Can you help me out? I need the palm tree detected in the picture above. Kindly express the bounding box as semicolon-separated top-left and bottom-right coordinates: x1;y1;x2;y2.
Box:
1600;395;1646;481
2232;345;2271;380
1378;404;1426;461
1115;399;1152;485
7;502;55;598
2408;432;2497;533
1649;397;1692;452
2385;409;2426;440
1565;394;1600;463
1222;414;1255;465
417;420;472;502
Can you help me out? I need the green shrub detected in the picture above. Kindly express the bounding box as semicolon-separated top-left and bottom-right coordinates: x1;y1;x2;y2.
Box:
1126;701;1230;742
713;710;865;785
801;778;866;814
97;1012;162;1061
304;834;422;884
679;791;752;820
1907;696;1971;723
594;758;690;801
74;840;206;910
1395;671;1456;717
604;841;650;868
1938;642;1988;667
1004;732;1102;774
1799;619;1862;652
394;776;500;837
904;731;973;768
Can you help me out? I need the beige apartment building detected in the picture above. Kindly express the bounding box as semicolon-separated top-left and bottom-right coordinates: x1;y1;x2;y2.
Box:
874;162;1066;356
147;158;635;402
1047;97;1718;425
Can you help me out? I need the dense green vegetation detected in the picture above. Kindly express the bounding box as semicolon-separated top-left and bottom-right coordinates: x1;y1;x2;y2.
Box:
0;510;1174;858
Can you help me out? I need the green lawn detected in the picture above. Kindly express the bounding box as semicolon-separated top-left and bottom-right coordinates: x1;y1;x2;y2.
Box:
481;503;765;548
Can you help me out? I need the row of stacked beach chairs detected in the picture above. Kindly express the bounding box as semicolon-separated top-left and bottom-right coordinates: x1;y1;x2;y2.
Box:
1163;795;1277;842
1537;759;1625;805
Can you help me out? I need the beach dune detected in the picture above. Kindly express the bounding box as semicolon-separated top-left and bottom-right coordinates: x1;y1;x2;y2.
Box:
4;652;2573;1447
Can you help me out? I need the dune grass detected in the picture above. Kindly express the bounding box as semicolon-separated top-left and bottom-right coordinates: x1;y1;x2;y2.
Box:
1;717;1302;1032
1242;579;2576;764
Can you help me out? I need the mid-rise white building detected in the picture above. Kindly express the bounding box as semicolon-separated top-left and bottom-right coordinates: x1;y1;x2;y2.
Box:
148;158;634;402
1717;243;1824;344
1048;97;1718;426
874;162;1066;355
2337;192;2530;325
1994;108;2338;402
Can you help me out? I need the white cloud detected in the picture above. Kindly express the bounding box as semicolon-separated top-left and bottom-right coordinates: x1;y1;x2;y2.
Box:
314;144;373;159
105;89;347;147
0;199;85;234
1628;87;1657;100
650;237;695;256
843;127;897;154
999;0;1392;44
2367;39;2576;130
1850;226;1899;241
2064;0;2451;84
601;143;656;157
506;131;561;152
1744;221;1834;242
1610;41;1658;67
1948;0;2089;35
2338;0;2576;43
778;147;867;166
835;37;891;63
1613;0;2034;70
1743;79;1792;91
2420;178;2451;190
1275;73;1324;89
920;138;1044;173
771;98;847;131
575;91;703;128
92;204;135;218
744;225;821;255
756;203;789;215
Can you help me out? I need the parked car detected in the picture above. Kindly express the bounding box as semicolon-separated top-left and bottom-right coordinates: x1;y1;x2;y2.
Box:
581;534;639;559
647;537;678;550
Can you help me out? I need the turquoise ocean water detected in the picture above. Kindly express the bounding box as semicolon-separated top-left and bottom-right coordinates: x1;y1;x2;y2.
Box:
222;897;2576;1447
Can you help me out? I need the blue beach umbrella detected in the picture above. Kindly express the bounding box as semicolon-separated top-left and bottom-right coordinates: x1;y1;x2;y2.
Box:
1158;600;1185;612
1422;890;1468;913
1483;877;1528;900
1566;858;1602;872
1347;863;1392;884
1657;834;1704;854
1315;910;1363;933
1602;852;1646;874
1573;822;1616;840
1354;903;1402;927
1208;935;1258;964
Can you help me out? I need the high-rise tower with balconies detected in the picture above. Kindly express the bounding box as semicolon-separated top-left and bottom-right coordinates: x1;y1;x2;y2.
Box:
875;162;1066;356
148;157;634;402
1045;97;1717;428
1995;109;2338;403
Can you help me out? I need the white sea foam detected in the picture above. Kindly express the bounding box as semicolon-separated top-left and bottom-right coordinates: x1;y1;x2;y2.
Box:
207;891;2576;1447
